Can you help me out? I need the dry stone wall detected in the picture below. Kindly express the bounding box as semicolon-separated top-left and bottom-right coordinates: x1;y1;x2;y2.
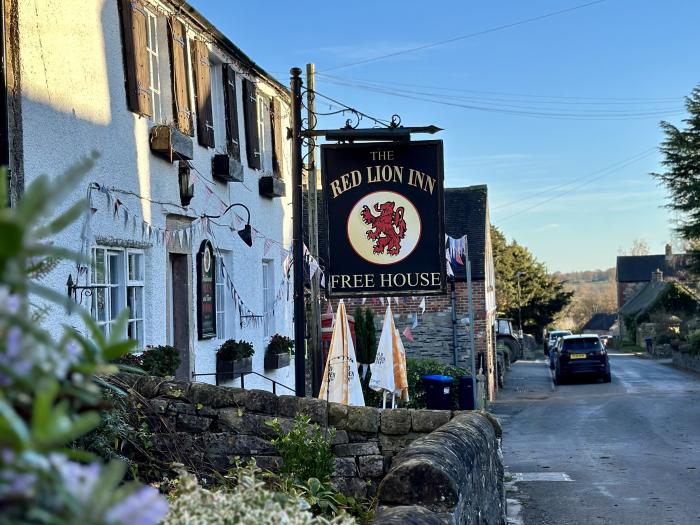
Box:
116;373;458;497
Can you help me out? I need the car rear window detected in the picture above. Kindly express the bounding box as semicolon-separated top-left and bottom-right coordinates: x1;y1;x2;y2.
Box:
563;338;602;351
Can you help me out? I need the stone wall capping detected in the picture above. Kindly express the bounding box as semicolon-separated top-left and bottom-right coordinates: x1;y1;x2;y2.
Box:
243;389;279;414
189;381;247;408
278;395;327;424
380;408;412;435
410;409;451;433
328;402;348;428
158;379;193;400
345;405;380;433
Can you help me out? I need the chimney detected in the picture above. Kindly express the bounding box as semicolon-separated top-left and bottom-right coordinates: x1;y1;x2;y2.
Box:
652;268;663;282
665;243;672;258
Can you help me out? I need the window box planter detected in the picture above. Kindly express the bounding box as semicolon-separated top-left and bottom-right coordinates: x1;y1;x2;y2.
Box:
150;125;193;162
264;352;290;370
259;175;285;198
212;154;244;183
216;356;252;385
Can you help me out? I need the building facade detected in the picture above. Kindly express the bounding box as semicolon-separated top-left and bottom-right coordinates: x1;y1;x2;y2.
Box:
5;0;295;391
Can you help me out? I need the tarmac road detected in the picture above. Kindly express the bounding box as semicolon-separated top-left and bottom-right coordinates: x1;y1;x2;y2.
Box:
492;354;700;525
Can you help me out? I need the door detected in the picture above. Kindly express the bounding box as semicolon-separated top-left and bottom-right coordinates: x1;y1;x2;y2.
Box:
170;253;190;380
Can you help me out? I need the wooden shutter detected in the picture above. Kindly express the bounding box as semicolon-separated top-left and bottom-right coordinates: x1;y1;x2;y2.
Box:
271;98;283;177
118;0;151;116
169;18;192;135
242;78;260;170
191;39;214;148
222;64;240;160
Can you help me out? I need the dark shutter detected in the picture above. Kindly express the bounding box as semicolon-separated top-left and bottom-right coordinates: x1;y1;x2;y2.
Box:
169;18;192;135
271;98;283;177
191;39;215;148
118;0;151;116
242;78;260;170
223;64;240;160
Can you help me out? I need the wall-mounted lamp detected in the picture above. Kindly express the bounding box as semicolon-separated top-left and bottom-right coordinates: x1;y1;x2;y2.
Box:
179;161;195;207
203;202;253;247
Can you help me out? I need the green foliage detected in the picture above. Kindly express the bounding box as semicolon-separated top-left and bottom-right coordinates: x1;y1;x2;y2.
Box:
266;414;335;483
492;226;572;339
141;345;180;376
405;359;470;410
293;478;341;516
353;307;377;365
651;85;700;274
0;159;167;523
267;334;294;355
688;329;700;352
217;339;255;360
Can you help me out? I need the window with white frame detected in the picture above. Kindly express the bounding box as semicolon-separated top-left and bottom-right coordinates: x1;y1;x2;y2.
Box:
91;248;145;347
144;9;163;124
210;63;227;152
257;95;267;170
215;255;226;340
262;259;274;336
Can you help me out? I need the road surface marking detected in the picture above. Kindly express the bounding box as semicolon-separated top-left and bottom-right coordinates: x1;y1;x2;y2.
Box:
512;472;573;482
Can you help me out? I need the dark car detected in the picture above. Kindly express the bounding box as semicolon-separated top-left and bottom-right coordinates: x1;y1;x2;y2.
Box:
552;335;611;384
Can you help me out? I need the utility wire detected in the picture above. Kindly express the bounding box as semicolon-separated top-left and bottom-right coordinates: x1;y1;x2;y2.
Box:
495;148;657;223
492;148;657;211
320;0;608;72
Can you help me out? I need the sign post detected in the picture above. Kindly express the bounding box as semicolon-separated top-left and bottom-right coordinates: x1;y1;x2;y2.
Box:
321;140;445;297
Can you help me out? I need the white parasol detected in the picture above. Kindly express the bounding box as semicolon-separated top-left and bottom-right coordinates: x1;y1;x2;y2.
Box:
318;300;365;406
369;304;409;407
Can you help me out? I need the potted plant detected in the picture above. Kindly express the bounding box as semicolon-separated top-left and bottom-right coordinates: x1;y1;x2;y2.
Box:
216;339;254;383
264;334;294;370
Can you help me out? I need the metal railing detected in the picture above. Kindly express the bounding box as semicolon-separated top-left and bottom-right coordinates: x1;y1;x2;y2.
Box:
191;370;295;396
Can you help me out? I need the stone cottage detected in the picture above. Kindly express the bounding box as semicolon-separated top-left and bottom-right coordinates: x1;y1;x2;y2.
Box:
4;0;295;392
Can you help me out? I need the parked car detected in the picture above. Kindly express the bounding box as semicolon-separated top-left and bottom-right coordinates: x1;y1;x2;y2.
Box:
544;330;572;356
552;335;611;384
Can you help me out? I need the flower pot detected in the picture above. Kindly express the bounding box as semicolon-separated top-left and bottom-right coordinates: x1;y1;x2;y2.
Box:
216;356;252;384
264;352;290;370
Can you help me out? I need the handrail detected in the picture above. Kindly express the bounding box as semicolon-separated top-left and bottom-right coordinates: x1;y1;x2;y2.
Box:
191;370;295;396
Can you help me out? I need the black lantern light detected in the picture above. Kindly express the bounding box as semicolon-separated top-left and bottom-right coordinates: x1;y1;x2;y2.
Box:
178;161;195;207
203;203;253;247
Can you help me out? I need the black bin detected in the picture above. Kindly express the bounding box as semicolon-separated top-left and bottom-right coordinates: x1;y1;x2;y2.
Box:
458;376;475;410
422;374;454;410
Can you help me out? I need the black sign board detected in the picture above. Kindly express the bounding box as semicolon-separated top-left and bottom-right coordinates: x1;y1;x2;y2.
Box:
321;140;445;297
196;240;217;339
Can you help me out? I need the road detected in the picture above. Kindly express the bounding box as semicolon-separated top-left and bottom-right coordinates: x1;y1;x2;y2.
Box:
492;354;700;525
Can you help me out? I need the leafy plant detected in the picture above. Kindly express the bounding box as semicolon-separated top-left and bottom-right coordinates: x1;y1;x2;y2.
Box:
217;339;254;361
141;345;180;376
293;477;341;516
0;159;167;523
266;414;335;483
266;334;294;356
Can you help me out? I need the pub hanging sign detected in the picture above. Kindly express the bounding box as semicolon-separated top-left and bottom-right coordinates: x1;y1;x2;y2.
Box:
321;140;446;297
197;240;217;339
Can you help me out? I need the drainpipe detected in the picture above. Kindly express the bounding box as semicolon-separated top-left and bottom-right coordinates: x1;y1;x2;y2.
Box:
0;0;10;174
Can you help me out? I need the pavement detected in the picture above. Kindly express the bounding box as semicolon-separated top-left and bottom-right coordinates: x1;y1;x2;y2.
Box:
492;354;700;525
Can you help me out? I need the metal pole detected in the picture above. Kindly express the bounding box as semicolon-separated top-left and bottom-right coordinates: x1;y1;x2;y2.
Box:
467;260;477;408
450;277;458;367
290;67;306;397
306;63;322;397
517;273;523;336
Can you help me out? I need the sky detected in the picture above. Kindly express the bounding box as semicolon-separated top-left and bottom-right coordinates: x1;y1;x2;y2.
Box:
189;0;699;272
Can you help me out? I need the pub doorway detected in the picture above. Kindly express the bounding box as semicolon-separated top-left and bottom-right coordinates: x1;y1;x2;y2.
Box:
170;253;191;380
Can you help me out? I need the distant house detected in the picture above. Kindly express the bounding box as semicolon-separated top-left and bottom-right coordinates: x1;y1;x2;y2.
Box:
616;245;690;308
618;270;699;342
582;313;617;336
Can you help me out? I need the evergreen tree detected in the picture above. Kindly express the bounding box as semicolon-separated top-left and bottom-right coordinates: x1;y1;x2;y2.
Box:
652;86;700;271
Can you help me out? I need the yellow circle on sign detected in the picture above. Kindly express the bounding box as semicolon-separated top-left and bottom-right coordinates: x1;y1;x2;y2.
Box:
346;191;422;265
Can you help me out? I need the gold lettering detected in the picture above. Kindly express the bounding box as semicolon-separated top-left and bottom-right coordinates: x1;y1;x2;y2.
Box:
420;273;430;286
407;273;418;287
365;274;374;287
392;165;404;183
367;165;380;183
425;175;435;195
330;179;342;198
393;273;406;287
331;274;341;288
370;150;394;161
381;274;392;287
431;273;441;286
351;170;362;187
341;275;351;288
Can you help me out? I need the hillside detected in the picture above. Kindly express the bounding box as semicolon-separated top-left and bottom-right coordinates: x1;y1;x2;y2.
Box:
553;268;616;331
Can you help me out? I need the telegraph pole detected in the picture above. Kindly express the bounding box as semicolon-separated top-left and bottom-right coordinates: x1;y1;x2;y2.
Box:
290;67;306;397
306;63;322;397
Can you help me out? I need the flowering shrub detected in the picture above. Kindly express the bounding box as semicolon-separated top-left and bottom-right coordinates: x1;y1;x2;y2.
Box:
266;334;294;355
164;463;356;525
216;339;254;361
0;159;167;524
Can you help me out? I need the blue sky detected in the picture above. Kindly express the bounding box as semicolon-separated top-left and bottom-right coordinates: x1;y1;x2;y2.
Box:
190;0;699;272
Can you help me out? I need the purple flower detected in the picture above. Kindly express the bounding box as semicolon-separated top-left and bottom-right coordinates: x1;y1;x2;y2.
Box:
104;485;168;525
53;459;101;504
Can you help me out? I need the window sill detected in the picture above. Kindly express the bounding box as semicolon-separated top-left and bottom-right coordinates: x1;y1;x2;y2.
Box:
212;154;244;183
150;125;193;162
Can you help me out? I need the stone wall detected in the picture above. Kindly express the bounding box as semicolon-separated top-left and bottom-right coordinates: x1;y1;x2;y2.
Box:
375;411;505;525
672;349;700;374
116;373;461;498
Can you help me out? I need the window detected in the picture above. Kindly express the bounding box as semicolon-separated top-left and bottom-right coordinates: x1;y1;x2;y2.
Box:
91;248;145;347
215;255;226;339
262;260;274;336
210;64;227;153
257;95;267;170
145;9;162;123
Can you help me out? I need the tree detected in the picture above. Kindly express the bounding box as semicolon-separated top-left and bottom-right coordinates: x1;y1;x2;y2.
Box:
652;85;700;271
618;238;650;256
491;226;573;339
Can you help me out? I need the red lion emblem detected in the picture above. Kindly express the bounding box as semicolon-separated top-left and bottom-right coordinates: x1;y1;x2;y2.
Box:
360;201;407;255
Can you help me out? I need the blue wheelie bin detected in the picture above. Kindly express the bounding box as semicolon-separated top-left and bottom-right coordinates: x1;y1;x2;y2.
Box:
422;374;454;410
